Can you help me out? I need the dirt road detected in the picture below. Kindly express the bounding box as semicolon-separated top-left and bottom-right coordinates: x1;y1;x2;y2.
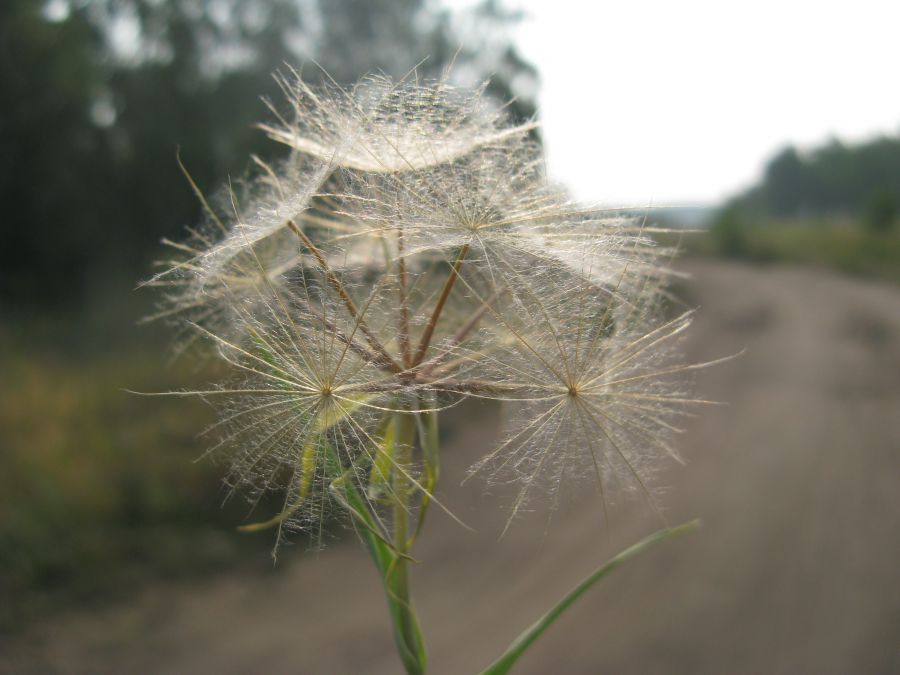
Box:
6;261;900;674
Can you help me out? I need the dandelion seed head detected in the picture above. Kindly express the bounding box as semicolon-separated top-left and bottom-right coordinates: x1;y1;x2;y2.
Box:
150;70;710;543
261;70;537;174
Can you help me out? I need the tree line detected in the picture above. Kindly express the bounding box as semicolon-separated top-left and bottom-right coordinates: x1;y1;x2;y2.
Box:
0;0;536;306
721;133;900;231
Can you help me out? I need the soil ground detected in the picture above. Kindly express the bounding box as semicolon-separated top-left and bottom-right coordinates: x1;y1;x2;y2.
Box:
4;261;900;674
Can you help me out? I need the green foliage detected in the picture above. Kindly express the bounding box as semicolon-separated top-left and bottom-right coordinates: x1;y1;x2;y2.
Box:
0;338;279;631
725;135;900;221
0;0;105;302
0;0;536;307
864;188;898;233
704;131;900;279
709;206;749;258
698;218;900;283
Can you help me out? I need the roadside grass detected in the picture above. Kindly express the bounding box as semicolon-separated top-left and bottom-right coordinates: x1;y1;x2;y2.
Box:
683;218;900;283
0;329;285;631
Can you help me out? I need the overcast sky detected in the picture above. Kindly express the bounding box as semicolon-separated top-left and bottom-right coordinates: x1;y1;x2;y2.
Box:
452;0;900;206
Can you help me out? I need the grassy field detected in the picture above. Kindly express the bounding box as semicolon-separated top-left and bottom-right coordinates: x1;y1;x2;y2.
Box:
689;217;900;283
0;318;284;631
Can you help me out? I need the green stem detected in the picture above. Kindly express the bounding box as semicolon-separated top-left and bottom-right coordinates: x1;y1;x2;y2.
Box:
324;434;424;674
388;408;427;674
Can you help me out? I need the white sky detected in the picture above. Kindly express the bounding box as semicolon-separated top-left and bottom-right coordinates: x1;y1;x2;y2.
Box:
451;0;900;206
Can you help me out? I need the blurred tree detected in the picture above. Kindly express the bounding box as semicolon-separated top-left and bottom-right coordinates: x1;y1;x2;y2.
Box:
89;0;310;294
721;134;900;225
864;188;898;233
0;0;105;303
763;147;813;216
315;0;452;83
451;0;539;127
710;205;748;258
0;0;536;307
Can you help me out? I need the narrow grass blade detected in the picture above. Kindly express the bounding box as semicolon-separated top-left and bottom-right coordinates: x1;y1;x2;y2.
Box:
480;520;700;675
412;408;439;543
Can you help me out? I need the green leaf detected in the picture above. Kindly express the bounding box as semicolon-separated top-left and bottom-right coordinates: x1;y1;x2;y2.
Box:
237;445;318;532
368;416;396;500
412;407;439;543
480;520;700;675
322;443;392;573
